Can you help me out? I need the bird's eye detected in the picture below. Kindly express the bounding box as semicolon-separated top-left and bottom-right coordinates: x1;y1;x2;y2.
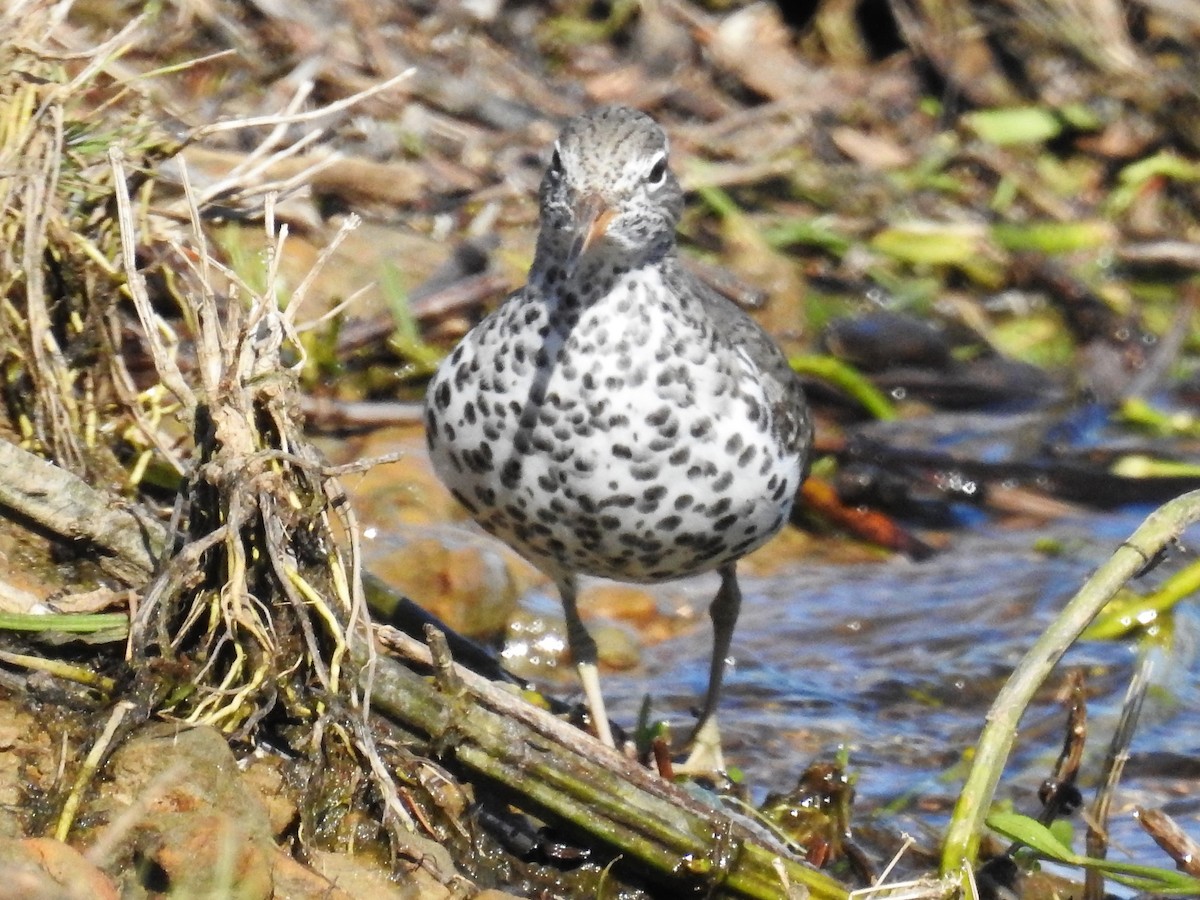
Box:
647;154;668;186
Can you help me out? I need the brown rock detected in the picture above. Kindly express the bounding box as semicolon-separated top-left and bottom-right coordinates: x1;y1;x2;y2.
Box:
310;849;454;900
269;847;355;900
0;837;119;900
366;525;521;638
91;724;276;900
149;812;274;900
241;756;298;839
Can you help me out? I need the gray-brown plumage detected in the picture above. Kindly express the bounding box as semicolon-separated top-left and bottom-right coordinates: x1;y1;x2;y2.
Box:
425;106;811;760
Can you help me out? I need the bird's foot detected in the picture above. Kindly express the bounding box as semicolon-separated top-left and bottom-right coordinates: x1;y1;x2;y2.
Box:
672;715;726;779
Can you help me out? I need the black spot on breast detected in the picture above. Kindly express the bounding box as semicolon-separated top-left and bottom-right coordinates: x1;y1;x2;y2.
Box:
646;407;671;427
714;514;738;531
613;444;633;459
464;448;489;473
713;471;733;491
425;409;438;448
637;487;665;513
500;460;522;489
603;494;636;508
668;447;689;466
674;494;693;510
434;382;451;410
657;514;682;531
725;434;744;454
690;418;712;439
631;463;660;481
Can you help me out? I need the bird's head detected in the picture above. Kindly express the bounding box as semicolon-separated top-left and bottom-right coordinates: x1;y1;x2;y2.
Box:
534;106;683;280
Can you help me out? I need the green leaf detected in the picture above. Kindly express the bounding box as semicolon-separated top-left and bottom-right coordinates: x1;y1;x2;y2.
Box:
987;809;1200;894
1109;151;1200;214
991;220;1113;254
788;355;897;420
986;810;1077;862
871;223;986;266
765;218;852;257
870;222;1005;286
964;107;1064;146
381;262;444;377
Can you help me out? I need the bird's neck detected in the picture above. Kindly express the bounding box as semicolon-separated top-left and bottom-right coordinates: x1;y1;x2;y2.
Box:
528;232;677;301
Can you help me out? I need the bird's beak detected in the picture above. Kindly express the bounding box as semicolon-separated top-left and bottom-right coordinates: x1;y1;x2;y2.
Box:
568;192;615;267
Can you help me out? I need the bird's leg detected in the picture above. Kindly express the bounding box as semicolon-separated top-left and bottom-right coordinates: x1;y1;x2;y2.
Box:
681;562;741;773
558;575;616;747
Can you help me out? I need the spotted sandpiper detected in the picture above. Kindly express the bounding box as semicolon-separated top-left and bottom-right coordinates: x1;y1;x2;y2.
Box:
425;105;812;766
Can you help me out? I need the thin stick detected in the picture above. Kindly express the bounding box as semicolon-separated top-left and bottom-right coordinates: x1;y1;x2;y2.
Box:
56;700;135;841
109;147;196;414
1084;652;1154;900
188;68;415;139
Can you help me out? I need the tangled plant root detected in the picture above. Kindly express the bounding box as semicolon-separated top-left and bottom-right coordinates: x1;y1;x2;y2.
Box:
105;154;421;839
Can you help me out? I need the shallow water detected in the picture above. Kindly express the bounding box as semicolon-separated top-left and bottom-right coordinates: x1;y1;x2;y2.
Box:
592;509;1200;864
